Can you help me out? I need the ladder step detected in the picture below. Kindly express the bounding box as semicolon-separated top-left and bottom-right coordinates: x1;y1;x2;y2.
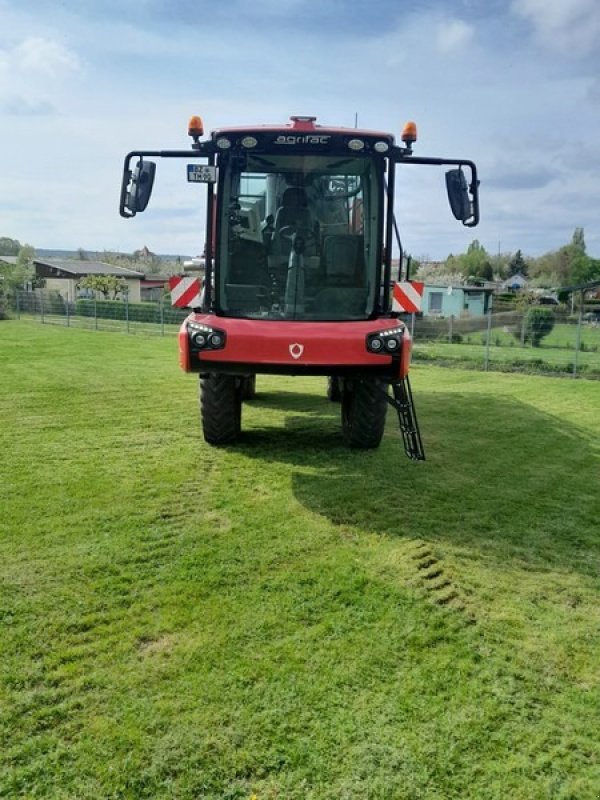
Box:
390;377;425;461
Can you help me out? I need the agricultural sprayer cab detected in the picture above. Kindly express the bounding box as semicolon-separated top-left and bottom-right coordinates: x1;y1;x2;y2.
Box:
119;115;479;458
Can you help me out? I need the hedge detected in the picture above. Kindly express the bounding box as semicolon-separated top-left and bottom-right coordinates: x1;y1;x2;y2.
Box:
75;299;189;325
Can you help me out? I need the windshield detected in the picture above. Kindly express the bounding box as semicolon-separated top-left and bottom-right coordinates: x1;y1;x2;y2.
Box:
216;153;383;320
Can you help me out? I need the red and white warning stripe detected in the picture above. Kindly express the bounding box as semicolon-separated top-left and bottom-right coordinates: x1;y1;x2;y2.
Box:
392;281;424;313
168;276;202;308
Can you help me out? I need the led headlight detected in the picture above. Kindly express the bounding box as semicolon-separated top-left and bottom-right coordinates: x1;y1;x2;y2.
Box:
216;137;232;149
187;322;226;350
366;326;404;355
374;141;389;153
241;136;258;148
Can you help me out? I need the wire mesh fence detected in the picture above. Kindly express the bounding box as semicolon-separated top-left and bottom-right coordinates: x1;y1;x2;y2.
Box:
409;308;600;379
13;290;188;336
11;290;600;379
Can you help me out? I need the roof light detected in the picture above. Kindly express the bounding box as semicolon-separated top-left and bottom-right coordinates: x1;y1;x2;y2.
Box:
216;137;232;149
374;141;389;153
401;121;417;145
348;138;365;151
188;115;204;138
241;136;258;148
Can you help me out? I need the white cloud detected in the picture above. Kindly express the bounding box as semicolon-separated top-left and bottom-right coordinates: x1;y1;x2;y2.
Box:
511;0;600;55
436;19;474;54
14;36;80;76
0;36;80;116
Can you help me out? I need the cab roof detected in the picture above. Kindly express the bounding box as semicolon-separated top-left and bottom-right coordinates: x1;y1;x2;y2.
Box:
211;115;395;143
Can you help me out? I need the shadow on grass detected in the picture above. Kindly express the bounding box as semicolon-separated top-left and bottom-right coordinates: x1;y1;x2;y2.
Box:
239;389;599;576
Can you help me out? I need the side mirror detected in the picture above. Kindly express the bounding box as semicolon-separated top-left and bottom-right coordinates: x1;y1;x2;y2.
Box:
445;168;474;225
121;159;156;217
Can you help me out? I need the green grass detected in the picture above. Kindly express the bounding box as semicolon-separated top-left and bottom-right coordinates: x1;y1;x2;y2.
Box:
1;320;600;799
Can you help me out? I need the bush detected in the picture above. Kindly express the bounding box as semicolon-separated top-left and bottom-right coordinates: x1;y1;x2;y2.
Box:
523;307;555;347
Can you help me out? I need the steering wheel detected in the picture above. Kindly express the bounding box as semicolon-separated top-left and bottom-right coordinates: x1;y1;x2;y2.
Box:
276;225;317;256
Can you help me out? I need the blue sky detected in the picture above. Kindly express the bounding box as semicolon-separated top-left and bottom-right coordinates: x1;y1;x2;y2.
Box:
1;0;600;260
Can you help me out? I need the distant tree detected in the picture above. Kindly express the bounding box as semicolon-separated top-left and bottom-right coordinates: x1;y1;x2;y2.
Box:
571;227;586;254
477;261;494;281
0;237;21;256
570;254;600;286
508;249;528;276
528;228;592;287
446;240;493;281
0;243;35;306
78;275;127;299
77;247;88;261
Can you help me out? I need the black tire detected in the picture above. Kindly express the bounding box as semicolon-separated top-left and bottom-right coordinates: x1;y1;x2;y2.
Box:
200;374;242;445
341;379;388;449
327;376;342;402
241;375;256;401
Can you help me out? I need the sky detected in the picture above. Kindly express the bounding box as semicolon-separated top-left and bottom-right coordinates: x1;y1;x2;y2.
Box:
1;0;600;261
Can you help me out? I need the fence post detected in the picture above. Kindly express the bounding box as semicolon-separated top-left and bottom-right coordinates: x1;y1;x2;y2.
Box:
66;292;70;327
125;291;130;334
160;294;165;336
484;304;492;371
573;292;583;378
16;290;20;319
40;291;44;324
94;295;98;331
520;313;526;346
448;315;453;344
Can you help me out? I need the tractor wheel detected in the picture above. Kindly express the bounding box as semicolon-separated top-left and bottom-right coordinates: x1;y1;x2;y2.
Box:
327;376;342;402
341;379;388;449
241;375;256;401
200;374;242;445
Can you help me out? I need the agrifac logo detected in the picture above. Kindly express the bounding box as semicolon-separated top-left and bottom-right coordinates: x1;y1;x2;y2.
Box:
289;343;304;359
274;135;331;146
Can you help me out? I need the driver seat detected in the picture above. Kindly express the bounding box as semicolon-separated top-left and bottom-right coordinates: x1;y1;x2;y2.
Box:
274;187;313;232
271;188;317;262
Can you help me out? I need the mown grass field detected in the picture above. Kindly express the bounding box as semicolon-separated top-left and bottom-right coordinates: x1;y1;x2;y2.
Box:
1;320;599;799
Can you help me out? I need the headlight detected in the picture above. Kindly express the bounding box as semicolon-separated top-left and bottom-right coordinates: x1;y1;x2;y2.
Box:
367;326;404;355
348;138;365;151
187;322;226;350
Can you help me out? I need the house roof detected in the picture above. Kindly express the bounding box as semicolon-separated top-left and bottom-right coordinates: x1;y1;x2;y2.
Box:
33;259;144;278
558;279;600;293
0;256;19;265
425;283;494;294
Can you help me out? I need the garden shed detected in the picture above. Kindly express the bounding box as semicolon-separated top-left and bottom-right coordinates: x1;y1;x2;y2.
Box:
422;284;494;318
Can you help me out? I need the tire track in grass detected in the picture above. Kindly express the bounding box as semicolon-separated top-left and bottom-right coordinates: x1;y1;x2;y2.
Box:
3;460;220;788
408;539;473;618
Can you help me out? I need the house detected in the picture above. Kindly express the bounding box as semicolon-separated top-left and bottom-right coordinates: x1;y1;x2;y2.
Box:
33;259;146;302
501;273;528;291
422;283;494;318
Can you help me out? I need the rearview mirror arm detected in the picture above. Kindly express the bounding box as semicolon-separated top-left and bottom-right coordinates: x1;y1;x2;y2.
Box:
391;152;480;227
119;144;217;218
